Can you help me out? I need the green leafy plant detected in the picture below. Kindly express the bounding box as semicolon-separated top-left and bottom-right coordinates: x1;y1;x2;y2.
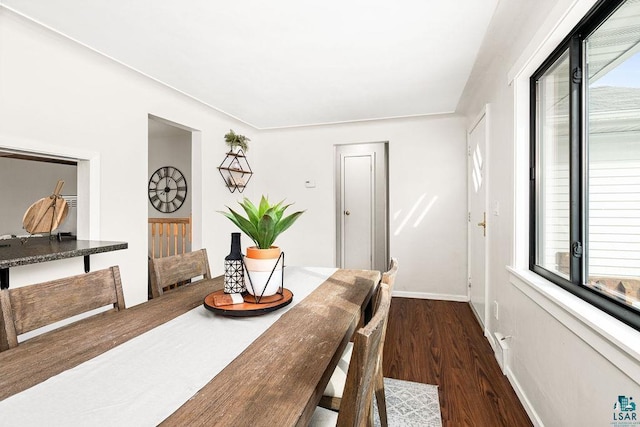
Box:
224;129;250;152
219;196;305;249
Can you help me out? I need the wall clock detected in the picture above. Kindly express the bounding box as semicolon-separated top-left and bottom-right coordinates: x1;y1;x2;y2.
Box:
148;166;187;213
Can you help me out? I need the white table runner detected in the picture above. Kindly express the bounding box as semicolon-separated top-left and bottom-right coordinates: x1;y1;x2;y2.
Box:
0;266;336;427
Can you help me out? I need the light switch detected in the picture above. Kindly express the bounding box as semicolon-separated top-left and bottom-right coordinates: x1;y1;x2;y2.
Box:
493;201;500;216
305;180;316;188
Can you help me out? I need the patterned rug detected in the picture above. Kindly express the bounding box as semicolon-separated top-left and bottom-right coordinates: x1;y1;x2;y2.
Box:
373;378;442;427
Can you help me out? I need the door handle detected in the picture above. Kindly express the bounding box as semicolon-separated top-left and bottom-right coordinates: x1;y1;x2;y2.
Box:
477;212;486;237
345;210;351;216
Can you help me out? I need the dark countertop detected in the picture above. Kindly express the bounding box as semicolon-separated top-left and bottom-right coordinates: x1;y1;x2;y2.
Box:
0;238;128;269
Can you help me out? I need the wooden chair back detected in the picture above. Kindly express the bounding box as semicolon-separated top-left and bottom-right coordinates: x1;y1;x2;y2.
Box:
377;258;398;345
149;248;211;298
372;258;398;426
319;261;398;419
375;258;397;311
382;258;398;291
337;282;392;426
0;266;125;352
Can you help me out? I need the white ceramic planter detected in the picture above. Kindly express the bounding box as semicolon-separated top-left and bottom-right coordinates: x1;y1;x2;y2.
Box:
244;248;283;297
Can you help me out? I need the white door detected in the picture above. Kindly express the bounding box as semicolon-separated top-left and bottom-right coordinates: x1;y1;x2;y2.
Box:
336;143;388;272
468;110;488;327
343;155;373;269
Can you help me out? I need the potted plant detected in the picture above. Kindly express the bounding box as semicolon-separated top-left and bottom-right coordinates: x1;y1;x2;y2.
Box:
224;129;250;153
219;196;304;296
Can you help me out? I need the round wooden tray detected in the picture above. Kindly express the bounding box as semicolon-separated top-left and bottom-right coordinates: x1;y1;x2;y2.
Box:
203;288;293;317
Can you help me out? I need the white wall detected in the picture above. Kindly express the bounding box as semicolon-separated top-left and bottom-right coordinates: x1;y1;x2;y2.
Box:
248;115;468;299
458;0;640;425
9;1;637;423
147;118;192;219
0;6;469;305
0;8;253;304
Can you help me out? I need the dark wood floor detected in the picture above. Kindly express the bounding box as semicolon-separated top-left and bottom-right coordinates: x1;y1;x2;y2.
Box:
382;298;532;427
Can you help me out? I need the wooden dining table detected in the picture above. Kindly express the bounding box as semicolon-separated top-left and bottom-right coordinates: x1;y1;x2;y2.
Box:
0;266;379;426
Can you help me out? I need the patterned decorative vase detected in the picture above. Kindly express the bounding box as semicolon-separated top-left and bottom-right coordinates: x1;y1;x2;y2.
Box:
224;232;245;293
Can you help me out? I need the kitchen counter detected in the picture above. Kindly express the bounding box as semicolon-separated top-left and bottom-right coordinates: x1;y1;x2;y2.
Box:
0;237;128;288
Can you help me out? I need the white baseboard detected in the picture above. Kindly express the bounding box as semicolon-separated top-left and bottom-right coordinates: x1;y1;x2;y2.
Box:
505;367;544;427
486;328;498;352
392;290;470;302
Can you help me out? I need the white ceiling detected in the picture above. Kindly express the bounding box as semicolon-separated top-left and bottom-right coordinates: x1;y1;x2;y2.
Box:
1;0;499;129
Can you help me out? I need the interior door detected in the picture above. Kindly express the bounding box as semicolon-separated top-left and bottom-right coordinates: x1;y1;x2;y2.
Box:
468;110;488;327
336;143;388;272
343;155;373;268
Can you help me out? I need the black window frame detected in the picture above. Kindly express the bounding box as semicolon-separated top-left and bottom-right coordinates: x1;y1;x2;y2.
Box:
529;0;640;331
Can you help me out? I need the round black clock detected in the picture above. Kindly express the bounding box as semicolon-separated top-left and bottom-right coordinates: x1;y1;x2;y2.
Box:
148;166;187;213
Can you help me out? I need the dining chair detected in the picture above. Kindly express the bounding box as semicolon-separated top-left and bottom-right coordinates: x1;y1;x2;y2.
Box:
148;248;211;298
320;258;398;426
0;266;125;352
372;258;398;424
310;282;392;426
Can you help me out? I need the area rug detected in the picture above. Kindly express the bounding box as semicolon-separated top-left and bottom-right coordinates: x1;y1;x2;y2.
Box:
373;377;442;427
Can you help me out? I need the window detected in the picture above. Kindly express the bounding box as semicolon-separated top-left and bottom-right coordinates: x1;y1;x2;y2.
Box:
531;0;640;330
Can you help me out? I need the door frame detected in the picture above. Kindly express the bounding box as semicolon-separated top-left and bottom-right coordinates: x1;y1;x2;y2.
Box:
467;105;490;330
335;142;389;273
147;114;202;250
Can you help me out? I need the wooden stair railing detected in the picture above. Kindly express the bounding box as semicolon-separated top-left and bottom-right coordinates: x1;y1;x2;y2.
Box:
148;216;192;259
